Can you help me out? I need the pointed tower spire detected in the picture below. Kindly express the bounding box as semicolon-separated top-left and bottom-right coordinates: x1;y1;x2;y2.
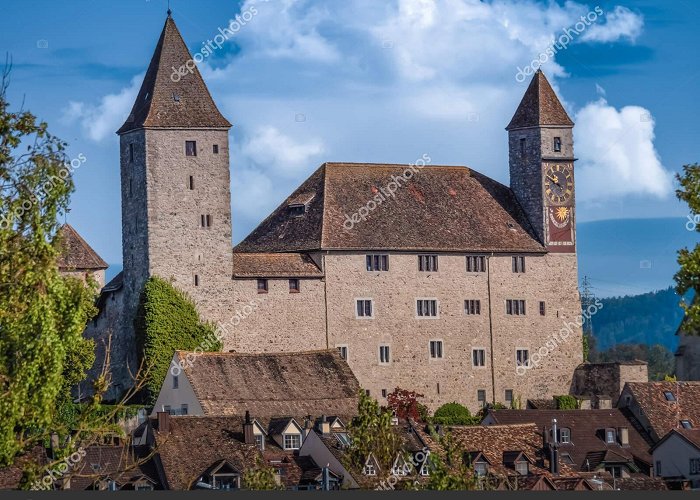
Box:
506;70;573;131
117;15;231;135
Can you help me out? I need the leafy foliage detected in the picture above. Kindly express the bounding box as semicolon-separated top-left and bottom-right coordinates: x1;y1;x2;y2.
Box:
134;276;221;405
386;388;425;421
419;431;478;491
432;403;478;426
0;65;99;465
242;457;283;490
554;395;580;410
590;343;674;380
676;163;700;334
348;390;399;470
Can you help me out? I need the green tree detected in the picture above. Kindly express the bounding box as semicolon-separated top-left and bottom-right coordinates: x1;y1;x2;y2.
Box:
347;390;399;470
0;65;99;466
134;276;222;405
676;163;700;334
420;432;478;491
242;457;283;490
432;403;478;426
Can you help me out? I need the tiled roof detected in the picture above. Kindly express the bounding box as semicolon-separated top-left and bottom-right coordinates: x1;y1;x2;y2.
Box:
235;163;544;254
0;446;47;490
56;224;108;271
486;409;653;472
232;252;323;278
177;350;360;417
623;381;700;439
68;445;160;490
506;70;574;130
117;16;231;134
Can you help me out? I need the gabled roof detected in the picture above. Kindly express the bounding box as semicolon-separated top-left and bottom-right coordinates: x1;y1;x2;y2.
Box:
486;409;653;472
117;16;231;134
69;445;160;490
506;70;574;130
622;381;700;440
56;224;108;271
232;252;323;278
235;163;544;254
175;350;360;417
651;428;700;452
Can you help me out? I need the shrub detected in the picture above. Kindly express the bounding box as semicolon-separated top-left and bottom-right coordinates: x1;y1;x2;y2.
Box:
135;276;222;405
554;395;580;410
432;402;478;425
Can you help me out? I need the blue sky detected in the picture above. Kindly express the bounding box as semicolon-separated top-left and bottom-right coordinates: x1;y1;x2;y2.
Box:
2;0;699;266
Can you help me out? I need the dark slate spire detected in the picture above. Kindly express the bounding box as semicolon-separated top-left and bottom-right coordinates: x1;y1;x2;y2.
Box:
117;16;231;135
506;70;573;131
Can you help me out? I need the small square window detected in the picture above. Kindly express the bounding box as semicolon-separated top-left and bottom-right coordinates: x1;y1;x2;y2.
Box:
477;389;486;407
287;204;305;217
465;299;481;315
289;279;300;293
418;254;438;272
516;349;529;367
257;279;268;293
356;299;373;318
180;404;188;416
213;144;219;154
429;340;443;359
185;141;197;156
379;345;391;364
664;391;676;402
473;349;486;367
512;256;525;273
539;301;546;316
681;420;693;429
381;389;387;398
337;345;348;361
515;461;529;476
284;434;301;450
553;137;562;152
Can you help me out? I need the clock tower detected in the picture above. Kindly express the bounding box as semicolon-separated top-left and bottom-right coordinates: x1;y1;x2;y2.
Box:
506;70;576;253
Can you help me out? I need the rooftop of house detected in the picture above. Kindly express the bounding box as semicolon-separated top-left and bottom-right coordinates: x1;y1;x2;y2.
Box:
117;15;230;134
485;409;654;473
232;252;323;278
68;445;160;491
651;428;700;453
623;381;700;439
174;350;360;417
56;224;108;271
235;163;545;255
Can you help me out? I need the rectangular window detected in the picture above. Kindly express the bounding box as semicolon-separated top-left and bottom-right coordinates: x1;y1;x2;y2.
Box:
206;214;212;227
189;175;194;190
473;349;486;367
289;279;300;293
173;376;179;389
429;340;443;359
129;143;134;163
516;349;529;367
257;279;268;293
366;254;389;271
418;254;438;272
520;138;526;156
464;299;481;315
690;458;700;475
606;429;616;444
180;404;188;416
466;255;486;272
681;420;693;429
656;461;661;476
539;301;546;316
255;434;264;451
379;345;391;364
356;299;373;318
284;434;301;450
194;275;200;287
381;389;387;398
506;299;526;315
474;463;487;477
417;299;438;317
515;462;529;476
337;345;348;361
512;256;526;273
185;140;197;156
200;214;212;228
553;136;562;152
477;389;486;407
213;144;219;154
505;389;513;404
560;428;571;444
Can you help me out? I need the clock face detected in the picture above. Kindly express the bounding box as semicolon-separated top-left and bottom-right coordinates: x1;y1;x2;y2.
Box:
544;164;573;204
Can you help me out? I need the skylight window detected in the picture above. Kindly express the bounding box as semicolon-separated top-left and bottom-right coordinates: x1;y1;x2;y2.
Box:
664;391;676;402
681;420;693;429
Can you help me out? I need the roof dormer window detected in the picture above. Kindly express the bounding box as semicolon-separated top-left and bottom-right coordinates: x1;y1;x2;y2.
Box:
287;204;305;217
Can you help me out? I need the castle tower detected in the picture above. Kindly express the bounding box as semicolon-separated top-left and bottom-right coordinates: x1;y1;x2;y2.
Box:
506;70;576;253
117;13;233;333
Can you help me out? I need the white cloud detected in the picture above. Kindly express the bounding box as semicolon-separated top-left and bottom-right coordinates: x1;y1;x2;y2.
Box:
62;74;141;142
580;6;643;43
240;126;325;178
575;99;673;201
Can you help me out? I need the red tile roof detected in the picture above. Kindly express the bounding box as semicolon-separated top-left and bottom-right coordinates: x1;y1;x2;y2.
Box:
236;163;544;254
232;252;323;278
117;16;231;134
56;224;108;271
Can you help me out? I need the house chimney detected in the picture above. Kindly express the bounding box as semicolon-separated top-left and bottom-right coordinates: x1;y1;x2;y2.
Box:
244;411;255;445
618;427;629;446
303;417;314;438
319;415;331;436
157;411;170;434
550;418;560;475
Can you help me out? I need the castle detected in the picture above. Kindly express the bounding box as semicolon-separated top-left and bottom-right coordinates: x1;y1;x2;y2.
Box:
81;14;584;411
